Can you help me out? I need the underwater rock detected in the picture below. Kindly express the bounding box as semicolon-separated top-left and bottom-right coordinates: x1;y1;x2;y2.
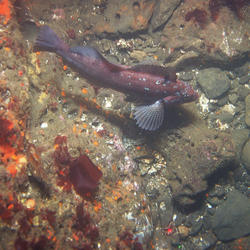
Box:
160;0;249;70
92;0;156;34
232;129;249;159
150;0;182;31
245;94;250;127
239;74;250;85
211;189;250;241
197;68;230;99
228;93;238;105
189;232;217;249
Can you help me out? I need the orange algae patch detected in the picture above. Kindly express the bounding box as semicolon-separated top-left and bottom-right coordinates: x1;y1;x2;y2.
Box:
95;104;101;109
81;88;88;94
47;229;54;240
61;90;66;97
72;233;79;241
112;190;122;201
117;180;123;186
25;199;36;210
6;164;17;176
93;200;102;212
0;0;12;24
0;118;16;162
72;125;77;133
0;143;16;163
0;111;26;177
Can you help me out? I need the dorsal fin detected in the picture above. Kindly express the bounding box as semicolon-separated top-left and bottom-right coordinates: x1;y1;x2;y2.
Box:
70;46;123;72
70;46;104;59
130;64;176;81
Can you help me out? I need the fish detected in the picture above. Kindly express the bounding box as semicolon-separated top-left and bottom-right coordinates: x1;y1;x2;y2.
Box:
34;25;198;131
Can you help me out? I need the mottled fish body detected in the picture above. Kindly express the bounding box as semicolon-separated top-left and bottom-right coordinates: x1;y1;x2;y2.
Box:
34;25;198;131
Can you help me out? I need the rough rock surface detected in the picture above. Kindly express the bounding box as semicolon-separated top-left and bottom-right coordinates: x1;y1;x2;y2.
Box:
150;0;181;31
26;0;249;69
92;0;156;34
1;0;249;249
190;232;217;249
196;68;230;99
151;104;236;207
160;0;249;69
211;189;250;241
232;129;249;159
245;94;250;127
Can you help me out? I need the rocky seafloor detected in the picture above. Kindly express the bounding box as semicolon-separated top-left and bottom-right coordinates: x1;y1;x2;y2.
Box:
0;0;249;249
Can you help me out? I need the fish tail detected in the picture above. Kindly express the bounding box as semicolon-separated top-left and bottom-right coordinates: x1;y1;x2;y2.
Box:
34;25;69;52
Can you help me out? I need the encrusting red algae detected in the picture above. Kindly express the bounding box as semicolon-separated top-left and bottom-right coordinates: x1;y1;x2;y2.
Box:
53;135;103;199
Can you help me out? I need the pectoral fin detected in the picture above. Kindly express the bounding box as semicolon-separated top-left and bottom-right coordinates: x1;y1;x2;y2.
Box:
134;100;164;131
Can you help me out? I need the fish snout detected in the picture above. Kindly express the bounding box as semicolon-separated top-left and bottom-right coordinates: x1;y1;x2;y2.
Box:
181;84;199;102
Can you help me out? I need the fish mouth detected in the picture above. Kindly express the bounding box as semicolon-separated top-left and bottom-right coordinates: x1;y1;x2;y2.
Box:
183;91;199;103
194;91;199;100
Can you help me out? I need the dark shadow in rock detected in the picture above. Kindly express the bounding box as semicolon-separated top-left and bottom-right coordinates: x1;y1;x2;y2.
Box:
164;105;198;130
166;52;250;72
28;175;51;199
121;104;198;138
14;0;39;42
173;159;238;214
19;21;39;42
173;191;206;214
206;159;238;187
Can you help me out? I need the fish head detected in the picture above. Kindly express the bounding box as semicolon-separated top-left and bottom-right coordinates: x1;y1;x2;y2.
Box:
177;80;199;102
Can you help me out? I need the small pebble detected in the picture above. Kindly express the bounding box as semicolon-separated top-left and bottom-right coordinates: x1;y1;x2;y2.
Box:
40;122;48;128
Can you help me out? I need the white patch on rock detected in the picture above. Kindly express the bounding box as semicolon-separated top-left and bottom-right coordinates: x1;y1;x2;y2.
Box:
221;104;236;115
103;94;114;109
215;119;229;130
199;93;210;113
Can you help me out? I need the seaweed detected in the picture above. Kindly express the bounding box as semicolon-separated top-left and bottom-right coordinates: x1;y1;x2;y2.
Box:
53;136;102;198
185;8;208;29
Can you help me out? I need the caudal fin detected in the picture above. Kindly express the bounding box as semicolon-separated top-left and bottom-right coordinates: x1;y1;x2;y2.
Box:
34;25;68;52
